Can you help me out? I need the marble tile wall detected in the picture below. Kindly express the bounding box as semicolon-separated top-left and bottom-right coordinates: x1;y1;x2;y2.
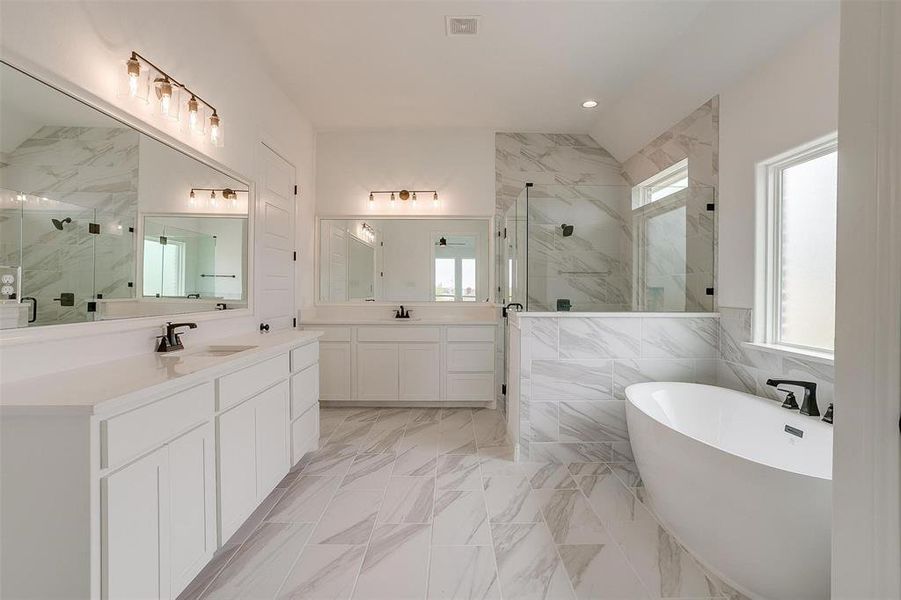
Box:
621;98;719;312
717;306;835;407
0;126;139;325
512;314;720;462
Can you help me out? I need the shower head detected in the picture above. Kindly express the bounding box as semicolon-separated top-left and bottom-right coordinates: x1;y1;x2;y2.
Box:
561;223;574;237
51;217;72;230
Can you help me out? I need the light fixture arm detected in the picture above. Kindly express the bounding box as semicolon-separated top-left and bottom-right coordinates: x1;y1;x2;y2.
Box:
129;51;219;118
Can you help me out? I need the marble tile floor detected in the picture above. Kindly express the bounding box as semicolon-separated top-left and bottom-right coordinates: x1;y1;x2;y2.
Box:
179;407;740;600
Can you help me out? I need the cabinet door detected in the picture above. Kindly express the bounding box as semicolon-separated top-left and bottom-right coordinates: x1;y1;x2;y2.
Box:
102;447;169;600
255;381;290;495
319;342;352;401
218;399;257;542
168;424;216;597
399;343;440;401
357;343;399;401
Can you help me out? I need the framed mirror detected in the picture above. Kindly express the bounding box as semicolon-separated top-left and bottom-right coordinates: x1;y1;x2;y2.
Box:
0;61;250;329
318;218;491;304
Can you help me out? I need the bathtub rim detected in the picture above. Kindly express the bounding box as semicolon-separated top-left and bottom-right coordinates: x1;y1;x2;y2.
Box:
624;381;833;482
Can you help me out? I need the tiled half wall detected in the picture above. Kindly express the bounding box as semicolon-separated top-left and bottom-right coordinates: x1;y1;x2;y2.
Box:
508;309;834;463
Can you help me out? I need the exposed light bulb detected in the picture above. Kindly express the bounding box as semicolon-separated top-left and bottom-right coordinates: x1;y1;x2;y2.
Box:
210;190;218;208
369;193;374;203
209;111;220;145
157;78;173;116
188;96;199;130
412;192;417;203
390;192;395;202
126;55;141;97
433;191;439;205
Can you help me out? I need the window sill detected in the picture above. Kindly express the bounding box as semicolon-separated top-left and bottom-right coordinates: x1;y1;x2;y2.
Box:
742;342;834;365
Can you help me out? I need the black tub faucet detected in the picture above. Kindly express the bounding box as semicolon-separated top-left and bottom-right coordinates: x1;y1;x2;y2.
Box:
156;321;197;352
394;305;411;319
766;379;820;417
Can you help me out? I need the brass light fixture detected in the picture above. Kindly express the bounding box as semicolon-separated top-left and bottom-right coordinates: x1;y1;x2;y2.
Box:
369;189;439;205
120;51;223;146
189;187;247;208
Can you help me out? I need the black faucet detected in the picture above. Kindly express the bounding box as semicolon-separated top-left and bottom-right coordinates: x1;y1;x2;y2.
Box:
156;321;197;352
822;403;834;424
765;379;820;417
394;305;411;319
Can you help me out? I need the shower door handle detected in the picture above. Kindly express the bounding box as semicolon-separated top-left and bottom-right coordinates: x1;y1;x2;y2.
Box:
22;297;37;323
503;302;523;318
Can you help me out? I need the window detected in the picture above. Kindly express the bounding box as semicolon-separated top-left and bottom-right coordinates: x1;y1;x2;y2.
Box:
757;135;837;354
632;158;689;209
433;234;478;301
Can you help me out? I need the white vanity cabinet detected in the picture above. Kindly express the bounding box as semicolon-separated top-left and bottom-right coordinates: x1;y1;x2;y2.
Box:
306;323;496;406
0;331;322;600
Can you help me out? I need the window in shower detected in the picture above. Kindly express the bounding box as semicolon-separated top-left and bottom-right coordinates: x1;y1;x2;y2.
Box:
757;135;837;354
632;159;689;209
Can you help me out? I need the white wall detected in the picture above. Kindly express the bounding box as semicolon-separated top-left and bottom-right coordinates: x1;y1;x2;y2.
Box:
316;129;495;217
0;1;315;379
717;16;840;308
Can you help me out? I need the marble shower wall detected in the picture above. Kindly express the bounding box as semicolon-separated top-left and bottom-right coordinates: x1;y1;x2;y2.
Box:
0;126;139;325
495;133;632;311
621;98;719;312
511;313;720;463
717;306;835;407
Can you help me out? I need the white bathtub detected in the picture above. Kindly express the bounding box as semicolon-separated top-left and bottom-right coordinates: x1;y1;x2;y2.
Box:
625;382;832;600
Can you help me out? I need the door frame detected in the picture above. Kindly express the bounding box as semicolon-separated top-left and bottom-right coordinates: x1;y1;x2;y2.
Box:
832;1;901;597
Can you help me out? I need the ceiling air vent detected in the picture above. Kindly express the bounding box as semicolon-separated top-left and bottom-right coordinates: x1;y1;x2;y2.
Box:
446;16;480;37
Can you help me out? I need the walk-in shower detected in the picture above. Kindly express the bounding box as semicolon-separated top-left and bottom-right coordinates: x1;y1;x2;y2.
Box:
500;183;716;313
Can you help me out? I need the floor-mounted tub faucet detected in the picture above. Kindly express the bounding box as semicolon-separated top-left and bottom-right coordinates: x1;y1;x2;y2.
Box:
765;379;820;417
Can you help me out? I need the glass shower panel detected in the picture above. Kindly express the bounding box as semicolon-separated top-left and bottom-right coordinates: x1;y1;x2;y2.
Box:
521;183;715;312
502;187;528;307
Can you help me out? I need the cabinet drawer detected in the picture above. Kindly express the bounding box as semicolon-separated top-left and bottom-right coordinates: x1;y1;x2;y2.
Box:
446;373;495;401
447;326;496;342
357;327;440;343
447;342;494;372
291;341;319;373
291;364;319;419
291;403;319;465
218;354;289;410
101;382;213;469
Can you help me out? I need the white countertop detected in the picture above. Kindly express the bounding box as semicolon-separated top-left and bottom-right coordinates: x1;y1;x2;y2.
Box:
0;329;323;416
300;319;499;326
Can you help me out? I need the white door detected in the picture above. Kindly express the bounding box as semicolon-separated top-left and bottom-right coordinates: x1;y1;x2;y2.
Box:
217;400;257;541
399;343;440;401
319;342;352;401
255;381;290;494
257;144;296;330
168;424;216;597
102;448;170;600
357;343;399;401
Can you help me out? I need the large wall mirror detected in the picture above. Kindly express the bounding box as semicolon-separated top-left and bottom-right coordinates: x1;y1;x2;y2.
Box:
319;218;490;303
0;61;250;329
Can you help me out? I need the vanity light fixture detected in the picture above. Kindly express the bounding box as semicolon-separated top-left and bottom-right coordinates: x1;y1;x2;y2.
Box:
120;51;223;146
189;187;247;209
368;189;440;206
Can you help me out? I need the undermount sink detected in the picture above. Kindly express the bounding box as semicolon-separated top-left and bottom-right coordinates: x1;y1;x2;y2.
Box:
190;345;257;357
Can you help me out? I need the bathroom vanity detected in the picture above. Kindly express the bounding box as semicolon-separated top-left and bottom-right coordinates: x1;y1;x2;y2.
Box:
303;320;498;407
0;330;321;600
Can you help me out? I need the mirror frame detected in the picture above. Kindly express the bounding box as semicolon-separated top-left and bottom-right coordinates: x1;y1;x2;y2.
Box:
0;58;255;344
314;215;495;306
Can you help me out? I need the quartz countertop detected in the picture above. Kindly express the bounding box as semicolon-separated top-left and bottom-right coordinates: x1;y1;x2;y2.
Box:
0;329;323;416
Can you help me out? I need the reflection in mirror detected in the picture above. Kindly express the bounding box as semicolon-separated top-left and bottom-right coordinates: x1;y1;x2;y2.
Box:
0;61;250;329
319;218;490;303
142;216;247;304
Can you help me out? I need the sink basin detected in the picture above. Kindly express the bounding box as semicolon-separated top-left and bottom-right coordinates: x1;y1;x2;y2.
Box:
190;345;257;357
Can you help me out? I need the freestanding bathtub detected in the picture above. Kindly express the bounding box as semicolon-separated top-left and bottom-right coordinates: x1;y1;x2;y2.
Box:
625;382;832;600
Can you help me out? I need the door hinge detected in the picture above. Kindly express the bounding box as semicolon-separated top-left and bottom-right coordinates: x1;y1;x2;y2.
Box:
706;203;716;211
705;287;715;296
502;384;507;396
293;251;297;261
503;227;507;239
294;185;298;195
293;317;297;327
88;223;100;235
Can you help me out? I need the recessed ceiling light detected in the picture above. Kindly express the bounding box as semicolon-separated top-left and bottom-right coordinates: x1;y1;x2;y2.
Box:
582;100;598;109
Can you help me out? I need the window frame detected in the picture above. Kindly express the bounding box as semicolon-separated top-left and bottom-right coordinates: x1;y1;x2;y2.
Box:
755;133;838;356
631;158;689;210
